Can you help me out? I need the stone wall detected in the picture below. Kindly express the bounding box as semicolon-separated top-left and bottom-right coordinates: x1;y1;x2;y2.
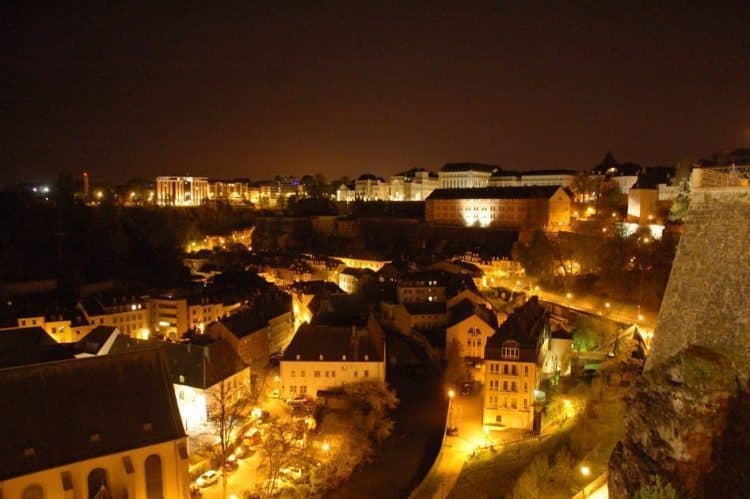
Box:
645;188;750;380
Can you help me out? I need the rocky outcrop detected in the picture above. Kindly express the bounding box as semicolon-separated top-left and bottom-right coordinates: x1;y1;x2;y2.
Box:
609;346;750;498
609;184;750;498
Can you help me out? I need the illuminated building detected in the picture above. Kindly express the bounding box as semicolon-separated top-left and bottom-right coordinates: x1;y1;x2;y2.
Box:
354;174;388;200
338;267;376;294
332;256;392;272
78;296;150;340
425;186;571;230
483;297;549;431
208;179;251;204
437;163;500;189
446;298;498;361
336;182;356;202
158;338;250;434
0;349;190;499
488;169;577;188
279;318;386;400
388;168;439;201
155;176;209;206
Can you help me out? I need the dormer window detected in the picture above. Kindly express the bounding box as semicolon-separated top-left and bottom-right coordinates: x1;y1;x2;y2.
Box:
501;341;520;360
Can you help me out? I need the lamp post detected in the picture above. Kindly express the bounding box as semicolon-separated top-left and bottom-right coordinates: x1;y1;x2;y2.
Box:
580;465;591;498
447;389;455;431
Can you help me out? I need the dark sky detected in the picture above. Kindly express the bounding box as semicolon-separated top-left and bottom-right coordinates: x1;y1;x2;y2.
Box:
2;2;749;184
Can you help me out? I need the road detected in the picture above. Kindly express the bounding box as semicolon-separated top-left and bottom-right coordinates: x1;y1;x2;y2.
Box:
198;451;264;499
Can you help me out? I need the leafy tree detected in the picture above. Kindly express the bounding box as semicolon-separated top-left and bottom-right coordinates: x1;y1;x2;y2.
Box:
633;476;677;499
571;316;610;352
517;231;555;281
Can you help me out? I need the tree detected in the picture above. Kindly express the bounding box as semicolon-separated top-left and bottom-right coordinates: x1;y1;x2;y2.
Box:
206;379;252;498
517;231;556;282
260;418;307;497
633;476;677;499
571;316;608;352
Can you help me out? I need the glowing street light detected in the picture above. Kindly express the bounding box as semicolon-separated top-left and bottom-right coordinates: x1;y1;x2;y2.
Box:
321;441;331;453
251;407;262;420
580;465;591;477
566;292;573;300
604;302;611;309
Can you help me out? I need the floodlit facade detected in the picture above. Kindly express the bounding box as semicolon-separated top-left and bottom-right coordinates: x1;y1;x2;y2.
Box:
279;319;386;399
156;176;209;206
425;186;571;231
438;163;499;189
483;297;548;431
208;179;251;204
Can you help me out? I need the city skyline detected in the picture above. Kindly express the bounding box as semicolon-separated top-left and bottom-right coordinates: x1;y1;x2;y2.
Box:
3;3;749;184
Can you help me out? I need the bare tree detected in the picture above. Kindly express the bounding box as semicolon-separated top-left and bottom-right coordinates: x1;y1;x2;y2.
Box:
206;379;252;498
261;417;307;497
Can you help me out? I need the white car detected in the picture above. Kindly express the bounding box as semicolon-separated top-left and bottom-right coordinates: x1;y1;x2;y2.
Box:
196;469;220;487
280;466;303;480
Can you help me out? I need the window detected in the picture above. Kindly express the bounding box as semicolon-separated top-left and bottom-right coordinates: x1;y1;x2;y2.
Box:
502;381;508;391
353;371;358;378
290;386;297;394
523;398;528;409
524;366;529;376
503;364;509;375
511;365;517;376
290;370;296;377
22;485;44;499
466;339;472;347
325;371;329;378
179;391;184;400
314;371;321;378
511;382;517;392
300;386;307;395
300;370;305;377
144;454;163;499
524;383;528;392
364;370;369;378
331;371;336;378
87;468;108;499
511;399;517;409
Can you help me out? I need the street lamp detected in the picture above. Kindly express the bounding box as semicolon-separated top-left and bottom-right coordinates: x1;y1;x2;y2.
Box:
321;441;330;453
581;465;590;477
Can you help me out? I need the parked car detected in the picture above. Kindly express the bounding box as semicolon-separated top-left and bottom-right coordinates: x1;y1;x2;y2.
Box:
223;460;238;473
244;428;262;447
446;426;459;436
280;466;303;480
196;470;220;488
287;395;308;406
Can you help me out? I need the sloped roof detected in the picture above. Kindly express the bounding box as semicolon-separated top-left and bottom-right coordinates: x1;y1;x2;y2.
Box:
0;326;71;368
282;324;383;362
0;349;185;480
161;338;247;389
485;297;546;362
426;186;562;200
448;298;497;328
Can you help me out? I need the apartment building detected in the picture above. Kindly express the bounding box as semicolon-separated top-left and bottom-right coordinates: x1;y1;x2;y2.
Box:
279;317;386;400
155;176;209;206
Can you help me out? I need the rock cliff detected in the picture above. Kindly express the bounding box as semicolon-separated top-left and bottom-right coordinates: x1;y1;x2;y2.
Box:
609;185;750;498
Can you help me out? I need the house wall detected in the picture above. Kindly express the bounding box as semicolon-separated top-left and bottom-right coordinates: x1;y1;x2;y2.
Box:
279;359;386;399
446;315;496;359
484;360;538;430
0;438;190;499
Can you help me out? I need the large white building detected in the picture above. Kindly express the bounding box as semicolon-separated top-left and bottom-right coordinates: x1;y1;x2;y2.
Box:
156;176;209;206
438;163;500;189
279;318;386;399
389;169;439;201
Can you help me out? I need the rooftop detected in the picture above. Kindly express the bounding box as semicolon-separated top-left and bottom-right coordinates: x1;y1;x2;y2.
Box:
440;162;501;173
0;349;185;480
426;186;562;200
282;323;383;363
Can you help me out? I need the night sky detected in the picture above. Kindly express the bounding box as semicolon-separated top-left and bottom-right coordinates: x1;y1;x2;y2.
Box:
2;2;749;184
